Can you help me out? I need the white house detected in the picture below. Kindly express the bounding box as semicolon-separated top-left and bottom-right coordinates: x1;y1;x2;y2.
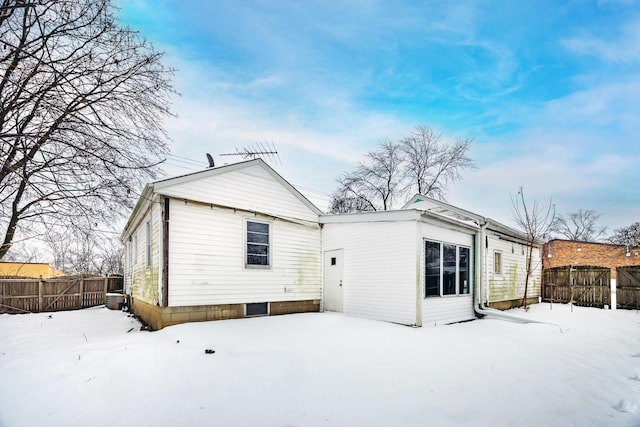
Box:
122;159;542;329
320;196;542;327
121;159;323;329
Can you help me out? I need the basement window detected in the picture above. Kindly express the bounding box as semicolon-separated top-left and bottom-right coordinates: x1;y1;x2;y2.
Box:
246;302;268;316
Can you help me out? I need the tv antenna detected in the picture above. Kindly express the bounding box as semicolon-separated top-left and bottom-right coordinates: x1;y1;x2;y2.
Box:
219;141;281;166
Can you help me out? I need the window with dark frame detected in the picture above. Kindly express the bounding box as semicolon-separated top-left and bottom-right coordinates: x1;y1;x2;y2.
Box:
425;241;441;297
425;240;471;297
246;302;268;316
459;247;470;294
246;220;270;267
443;244;456;295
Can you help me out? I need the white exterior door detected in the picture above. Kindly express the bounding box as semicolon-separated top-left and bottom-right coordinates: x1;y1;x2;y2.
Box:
323;249;343;312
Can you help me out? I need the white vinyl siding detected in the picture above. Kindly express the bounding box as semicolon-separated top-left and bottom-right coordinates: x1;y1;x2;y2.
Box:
485;233;542;304
154;162;318;223
129;201;162;305
321;220;418;326
167;200;321;306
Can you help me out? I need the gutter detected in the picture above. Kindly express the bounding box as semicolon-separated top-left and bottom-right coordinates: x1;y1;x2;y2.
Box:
474;221;556;326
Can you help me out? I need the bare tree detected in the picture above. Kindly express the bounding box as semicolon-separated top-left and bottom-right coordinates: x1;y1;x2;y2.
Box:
511;186;555;309
96;237;124;275
330;126;475;213
609;222;640;247
44;225;123;275
551;209;607;242
1;239;43;263
0;0;174;259
399;125;475;200
331;140;403;212
328;191;375;214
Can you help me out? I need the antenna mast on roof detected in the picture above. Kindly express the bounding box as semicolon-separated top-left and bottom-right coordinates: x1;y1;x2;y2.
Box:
219;141;281;166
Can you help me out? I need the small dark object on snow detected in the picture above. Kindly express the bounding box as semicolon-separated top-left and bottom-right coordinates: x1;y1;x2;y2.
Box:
204;349;215;354
127;328;134;333
140;325;152;331
176;340;180;344
48;315;52;319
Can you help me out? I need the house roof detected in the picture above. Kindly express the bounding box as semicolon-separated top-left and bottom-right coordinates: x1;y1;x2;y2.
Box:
402;194;484;225
320;194;541;242
403;193;540;244
319;209;423;224
0;262;64;278
319;206;481;233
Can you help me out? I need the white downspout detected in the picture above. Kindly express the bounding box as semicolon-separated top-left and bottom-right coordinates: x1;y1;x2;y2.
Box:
474;221;555;325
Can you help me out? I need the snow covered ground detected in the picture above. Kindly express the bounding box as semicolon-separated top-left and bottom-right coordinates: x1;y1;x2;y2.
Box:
1;304;639;427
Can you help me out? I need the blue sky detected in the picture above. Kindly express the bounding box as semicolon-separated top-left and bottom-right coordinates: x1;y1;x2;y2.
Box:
115;0;639;231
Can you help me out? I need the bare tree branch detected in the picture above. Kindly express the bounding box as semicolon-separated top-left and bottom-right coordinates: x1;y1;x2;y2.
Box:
0;0;175;259
609;222;640;247
551;209;607;242
510;186;555;309
330;125;475;213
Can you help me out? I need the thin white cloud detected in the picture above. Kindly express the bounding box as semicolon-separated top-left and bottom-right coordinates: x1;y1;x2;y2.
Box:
563;17;640;63
544;78;640;131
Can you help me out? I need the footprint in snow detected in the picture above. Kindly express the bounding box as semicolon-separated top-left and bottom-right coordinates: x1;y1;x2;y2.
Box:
613;400;638;414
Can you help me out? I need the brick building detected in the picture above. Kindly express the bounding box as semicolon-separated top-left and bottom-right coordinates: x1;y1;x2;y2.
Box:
543;239;640;279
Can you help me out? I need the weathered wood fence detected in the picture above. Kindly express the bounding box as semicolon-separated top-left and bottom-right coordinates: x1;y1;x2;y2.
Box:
542;266;611;308
0;275;123;314
617;266;640;309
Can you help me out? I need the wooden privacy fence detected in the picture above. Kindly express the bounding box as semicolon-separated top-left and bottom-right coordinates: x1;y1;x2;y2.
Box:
542;266;611;308
0;275;123;314
617;266;640;309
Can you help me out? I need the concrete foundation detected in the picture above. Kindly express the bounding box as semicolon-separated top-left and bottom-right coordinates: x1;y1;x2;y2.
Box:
131;298;321;330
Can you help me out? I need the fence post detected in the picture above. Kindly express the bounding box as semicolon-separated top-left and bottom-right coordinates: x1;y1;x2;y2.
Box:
569;267;574;312
103;277;108;305
79;278;85;308
38;276;43;313
611;278;617;310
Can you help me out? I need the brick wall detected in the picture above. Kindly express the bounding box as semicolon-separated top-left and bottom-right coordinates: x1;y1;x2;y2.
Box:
542;240;640;279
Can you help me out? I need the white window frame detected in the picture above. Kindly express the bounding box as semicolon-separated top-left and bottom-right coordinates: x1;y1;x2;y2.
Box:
494;250;502;275
127;239;132;271
145;219;151;269
245;218;271;269
133;234;138;266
